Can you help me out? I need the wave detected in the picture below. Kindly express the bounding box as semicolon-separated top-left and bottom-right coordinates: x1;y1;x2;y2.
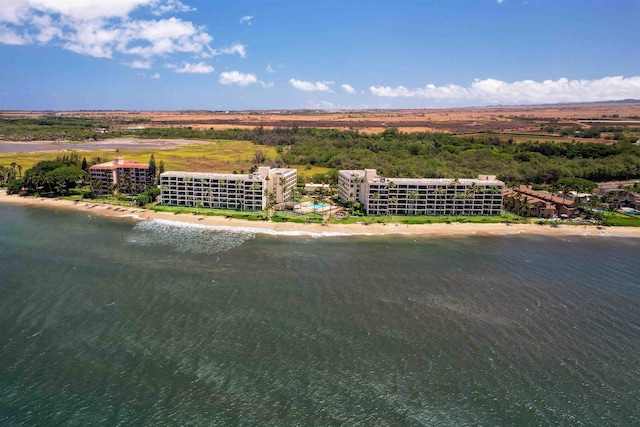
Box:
127;219;255;254
139;219;399;238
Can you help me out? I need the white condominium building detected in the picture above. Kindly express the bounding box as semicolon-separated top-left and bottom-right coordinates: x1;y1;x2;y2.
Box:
160;166;297;211
339;169;504;216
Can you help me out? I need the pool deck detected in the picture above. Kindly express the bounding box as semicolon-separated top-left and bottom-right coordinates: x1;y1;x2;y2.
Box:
293;201;334;215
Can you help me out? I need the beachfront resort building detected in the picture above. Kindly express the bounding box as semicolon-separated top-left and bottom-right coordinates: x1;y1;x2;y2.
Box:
159;166;297;211
338;169;504;216
90;157;153;195
503;187;578;218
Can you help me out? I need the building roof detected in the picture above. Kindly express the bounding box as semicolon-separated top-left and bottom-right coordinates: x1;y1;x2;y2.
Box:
161;171;258;181
90;157;149;170
516;187;577;207
160;167;297;181
504;189;556;210
378;177;504;186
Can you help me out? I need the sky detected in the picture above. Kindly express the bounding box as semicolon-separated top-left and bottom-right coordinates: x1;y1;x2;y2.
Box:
0;0;639;111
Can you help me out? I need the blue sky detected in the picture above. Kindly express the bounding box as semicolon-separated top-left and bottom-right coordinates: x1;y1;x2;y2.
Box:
0;0;639;110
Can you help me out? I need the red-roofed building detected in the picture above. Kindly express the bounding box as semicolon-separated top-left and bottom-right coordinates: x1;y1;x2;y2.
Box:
89;157;153;195
504;187;577;218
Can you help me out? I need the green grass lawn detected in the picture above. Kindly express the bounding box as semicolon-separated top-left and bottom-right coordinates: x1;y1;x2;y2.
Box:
601;211;640;227
327;213;516;225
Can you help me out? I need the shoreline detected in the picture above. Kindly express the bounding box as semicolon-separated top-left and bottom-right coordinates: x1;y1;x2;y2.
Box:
2;192;640;238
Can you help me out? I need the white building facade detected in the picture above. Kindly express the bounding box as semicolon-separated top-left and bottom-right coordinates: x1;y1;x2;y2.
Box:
160;166;297;211
339;169;504;216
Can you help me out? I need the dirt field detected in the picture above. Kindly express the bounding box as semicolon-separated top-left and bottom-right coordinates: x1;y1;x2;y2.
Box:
3;102;640;137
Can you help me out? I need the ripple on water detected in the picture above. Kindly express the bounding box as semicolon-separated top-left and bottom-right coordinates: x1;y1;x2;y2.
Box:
127;219;255;254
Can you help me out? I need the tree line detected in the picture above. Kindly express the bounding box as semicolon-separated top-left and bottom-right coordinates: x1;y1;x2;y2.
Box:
3;119;640;186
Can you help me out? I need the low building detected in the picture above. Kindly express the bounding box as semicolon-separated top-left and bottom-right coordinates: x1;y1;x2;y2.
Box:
595;187;640;210
338;169;504;216
504;187;578;218
159;166;297;211
89;157;153;195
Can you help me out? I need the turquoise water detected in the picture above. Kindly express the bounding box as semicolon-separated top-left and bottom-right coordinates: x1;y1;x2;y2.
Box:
1;203;640;425
302;201;329;210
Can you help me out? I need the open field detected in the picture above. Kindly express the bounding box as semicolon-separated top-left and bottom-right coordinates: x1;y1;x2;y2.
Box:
0;139;278;173
2;101;640;139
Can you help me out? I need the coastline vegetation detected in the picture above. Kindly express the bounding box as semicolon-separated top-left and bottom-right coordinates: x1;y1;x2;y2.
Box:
0;116;111;141
2;119;640;226
4;120;639;183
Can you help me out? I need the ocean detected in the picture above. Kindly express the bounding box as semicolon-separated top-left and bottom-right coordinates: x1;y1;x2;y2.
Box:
1;203;639;426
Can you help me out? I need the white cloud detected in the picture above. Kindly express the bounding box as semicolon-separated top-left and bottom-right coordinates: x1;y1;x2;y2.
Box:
219;70;257;86
0;24;27;44
369;76;640;105
151;0;195;16
497;0;505;4
239;15;253;25
6;0;150;22
212;42;246;58
341;83;356;94
117;18;213;58
128;59;152;69
259;80;274;88
0;1;214;61
150;72;160;78
175;61;214;73
265;63;274;73
290;78;333;92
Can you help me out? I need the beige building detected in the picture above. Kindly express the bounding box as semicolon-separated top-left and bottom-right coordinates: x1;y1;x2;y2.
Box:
160;166;297;211
339;169;504;216
90;157;153;195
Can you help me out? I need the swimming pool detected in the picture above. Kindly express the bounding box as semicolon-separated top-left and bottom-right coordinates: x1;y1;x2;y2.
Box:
303;201;328;210
298;201;330;211
621;208;640;215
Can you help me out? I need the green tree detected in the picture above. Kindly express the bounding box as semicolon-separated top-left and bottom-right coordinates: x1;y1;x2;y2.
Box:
149;154;157;183
408;190;419;216
253;150;267;164
6;179;23;194
45;165;87;195
22;160;65;193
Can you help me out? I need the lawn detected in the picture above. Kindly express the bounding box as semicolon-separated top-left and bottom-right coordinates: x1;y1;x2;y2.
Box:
326;213;514;225
601;211;640;227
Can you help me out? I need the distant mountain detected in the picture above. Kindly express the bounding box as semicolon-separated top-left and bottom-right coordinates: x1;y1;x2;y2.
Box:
488;99;640;108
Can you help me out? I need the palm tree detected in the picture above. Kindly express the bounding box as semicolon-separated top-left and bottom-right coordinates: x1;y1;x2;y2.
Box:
388;196;398;218
279;176;287;203
408;190;418;216
435;187;446;214
517;196;530;217
10;162;17;181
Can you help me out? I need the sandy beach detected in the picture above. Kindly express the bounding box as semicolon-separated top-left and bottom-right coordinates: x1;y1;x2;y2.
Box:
2;192;639;238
